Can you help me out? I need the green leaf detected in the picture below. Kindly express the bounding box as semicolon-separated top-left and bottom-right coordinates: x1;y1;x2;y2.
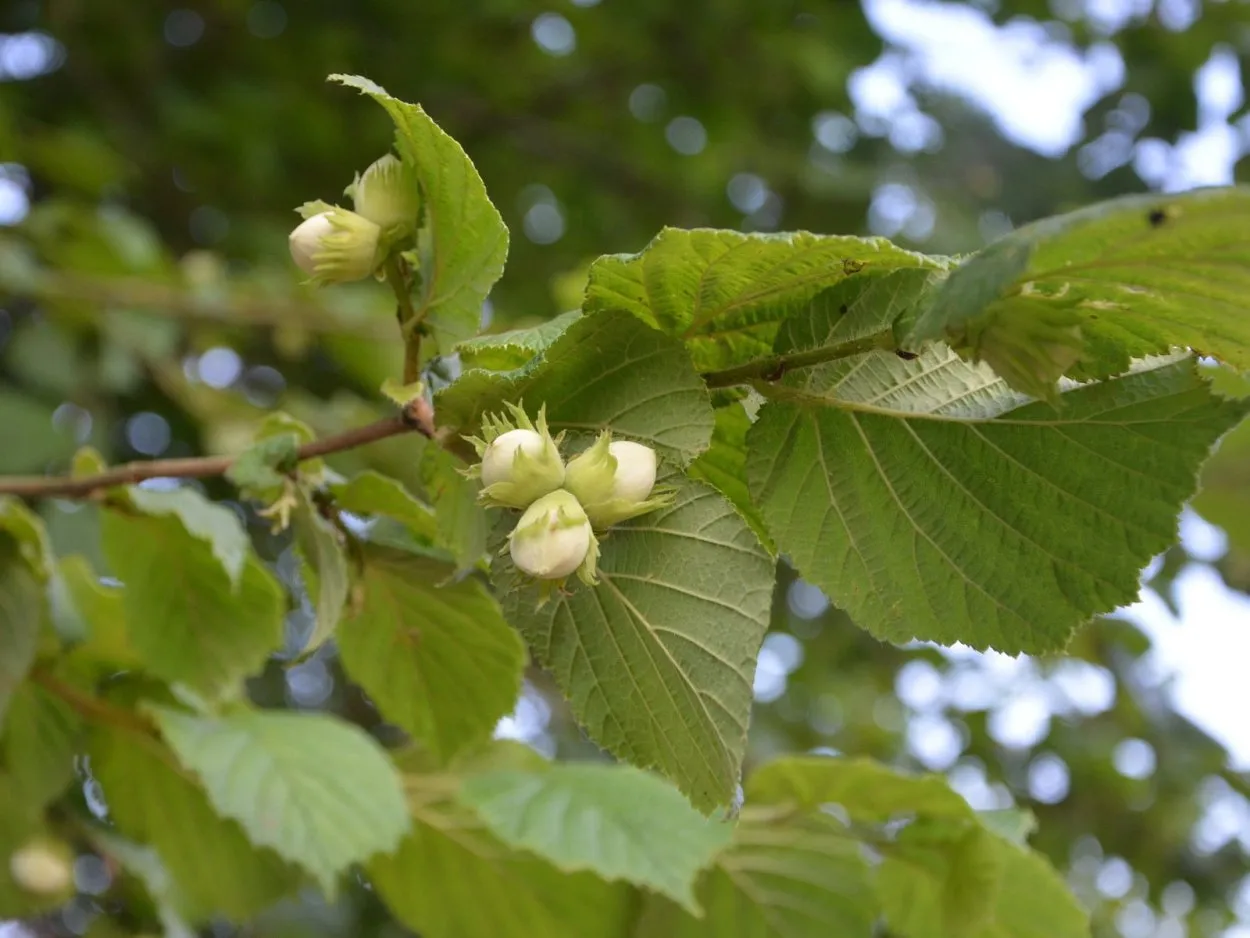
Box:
438;308;715;464
0;496;54;579
877;820;1003;938
125;486;251;587
459;763;732;913
977;808;1038;845
745;354;1250;653
338;547;525;761
151;706;410;895
687;402;774;553
0;537;43;723
91;834;198;938
455;310;583;371
379;377;425;407
0;779;66;918
634;810;877;938
499;476;773;811
1192;367;1250;552
746;756;974;822
585;227;944;372
419;445;488;570
369;778;633;938
225;432;301;495
970;839;1089;938
57;554;141;669
1;682;80;810
90;726;301;922
331;470;439;542
903;187;1250;396
292;495;349;656
101;504;285;699
330;74;509;346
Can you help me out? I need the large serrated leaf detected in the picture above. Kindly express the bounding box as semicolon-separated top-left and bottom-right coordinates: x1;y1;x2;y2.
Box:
90;726;301;922
634;811;877;938
338;547;525;762
903;186;1250;395
585;227;945;372
746;354;1249;654
57;554;141;669
151;706;409;895
499;476;773;811
1;682;80;810
126;487;251;587
459;763;732;913
330;74;509;346
369;777;633;938
0;536;43;723
101;506;285;699
439;308;716;463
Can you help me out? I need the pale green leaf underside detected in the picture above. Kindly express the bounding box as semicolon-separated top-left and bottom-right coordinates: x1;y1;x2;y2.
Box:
746;355;1249;653
585;227;945;372
499;476;773;811
101;509;285;699
371;784;633;938
687;402;775;554
338;548;525;761
906;186;1250;385
459;763;732;913
635;811;877;938
90;727;299;922
330;74;508;345
438;308;715;463
152;706;409;895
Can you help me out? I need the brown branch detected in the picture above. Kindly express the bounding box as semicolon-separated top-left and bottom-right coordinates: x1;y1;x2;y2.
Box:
0;398;435;500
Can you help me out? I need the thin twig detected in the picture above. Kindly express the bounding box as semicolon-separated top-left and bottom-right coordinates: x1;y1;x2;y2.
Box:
700;330;898;389
0;399;435;500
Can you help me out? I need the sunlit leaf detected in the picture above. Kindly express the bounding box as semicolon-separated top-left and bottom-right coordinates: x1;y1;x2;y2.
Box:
152;706;409;895
460;762;733;912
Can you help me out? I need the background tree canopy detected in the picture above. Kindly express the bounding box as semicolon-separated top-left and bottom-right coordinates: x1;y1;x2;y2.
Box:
1;1;1249;937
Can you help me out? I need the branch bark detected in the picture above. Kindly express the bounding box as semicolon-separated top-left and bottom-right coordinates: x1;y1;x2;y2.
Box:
700;330;897;389
0;398;435;500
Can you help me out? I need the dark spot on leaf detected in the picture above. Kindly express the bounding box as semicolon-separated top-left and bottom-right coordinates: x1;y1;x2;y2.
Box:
842;259;865;275
838;304;849;315
1147;208;1167;227
895;350;919;361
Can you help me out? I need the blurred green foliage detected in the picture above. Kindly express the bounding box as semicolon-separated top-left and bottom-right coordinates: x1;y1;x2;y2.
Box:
2;0;1249;936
